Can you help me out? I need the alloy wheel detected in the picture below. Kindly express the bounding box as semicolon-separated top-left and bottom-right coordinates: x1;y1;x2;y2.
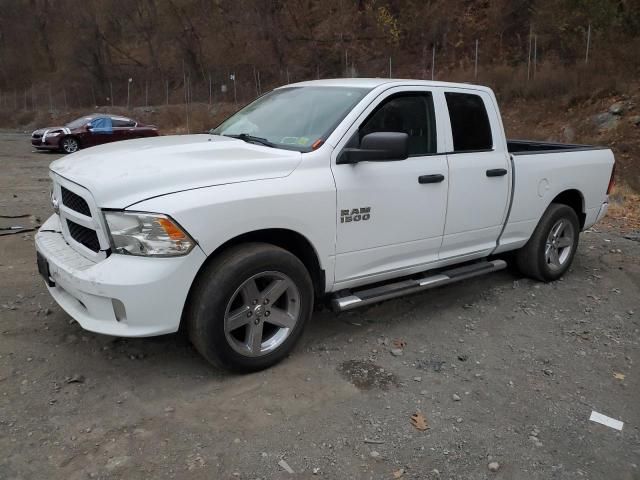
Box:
224;271;300;357
544;219;575;271
62;138;79;153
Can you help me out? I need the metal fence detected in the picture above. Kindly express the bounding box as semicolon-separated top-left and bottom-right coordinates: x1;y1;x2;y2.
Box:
0;24;605;117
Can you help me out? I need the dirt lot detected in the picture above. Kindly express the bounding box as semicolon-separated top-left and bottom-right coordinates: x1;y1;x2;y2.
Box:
1;132;639;479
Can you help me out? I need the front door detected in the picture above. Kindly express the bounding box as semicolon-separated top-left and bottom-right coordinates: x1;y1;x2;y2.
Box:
88;117;114;146
331;88;449;288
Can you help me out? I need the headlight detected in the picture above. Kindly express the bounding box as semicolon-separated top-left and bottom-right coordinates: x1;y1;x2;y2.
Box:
103;211;195;257
47;131;61;137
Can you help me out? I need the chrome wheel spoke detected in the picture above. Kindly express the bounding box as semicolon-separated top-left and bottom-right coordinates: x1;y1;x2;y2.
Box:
545;244;553;263
261;279;289;303
550;247;560;266
557;236;572;248
246;321;264;354
551;220;564;239
241;279;260;304
225;306;251;332
266;307;296;329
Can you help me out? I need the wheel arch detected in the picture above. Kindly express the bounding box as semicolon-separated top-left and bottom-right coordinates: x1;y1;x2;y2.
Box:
550;189;586;229
181;228;326;330
180;228;325;332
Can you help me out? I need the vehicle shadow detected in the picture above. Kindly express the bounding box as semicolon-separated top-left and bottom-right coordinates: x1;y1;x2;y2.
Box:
51;268;519;382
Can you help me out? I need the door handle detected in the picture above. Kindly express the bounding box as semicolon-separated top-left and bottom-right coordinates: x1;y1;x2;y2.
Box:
486;168;508;177
418;174;445;184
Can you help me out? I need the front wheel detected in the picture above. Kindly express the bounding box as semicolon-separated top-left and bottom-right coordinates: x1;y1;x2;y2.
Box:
516;203;580;282
60;136;80;154
187;243;314;372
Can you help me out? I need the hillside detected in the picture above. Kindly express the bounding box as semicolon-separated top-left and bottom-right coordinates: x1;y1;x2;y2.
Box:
1;0;638;205
1;0;639;104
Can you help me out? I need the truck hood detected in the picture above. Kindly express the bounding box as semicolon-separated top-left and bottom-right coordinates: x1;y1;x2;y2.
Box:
50;134;303;208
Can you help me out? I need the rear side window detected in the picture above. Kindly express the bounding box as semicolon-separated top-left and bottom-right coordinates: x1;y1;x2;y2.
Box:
358;93;437;156
112;118;135;127
445;92;492;152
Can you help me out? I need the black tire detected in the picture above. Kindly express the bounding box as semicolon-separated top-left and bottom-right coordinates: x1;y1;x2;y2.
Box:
516;203;580;282
187;243;314;372
60;136;80;154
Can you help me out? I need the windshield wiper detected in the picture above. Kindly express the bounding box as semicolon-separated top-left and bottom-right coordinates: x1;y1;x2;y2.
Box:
223;133;276;148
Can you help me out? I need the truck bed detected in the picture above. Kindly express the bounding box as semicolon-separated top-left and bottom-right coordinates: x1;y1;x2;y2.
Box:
507;140;608;155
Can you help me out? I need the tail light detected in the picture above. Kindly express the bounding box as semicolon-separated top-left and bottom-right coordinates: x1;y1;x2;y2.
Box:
606;162;616;195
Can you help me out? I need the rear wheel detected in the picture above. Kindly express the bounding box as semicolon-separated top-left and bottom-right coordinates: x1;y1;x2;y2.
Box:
187;243;314;372
60;136;80;154
516;203;580;281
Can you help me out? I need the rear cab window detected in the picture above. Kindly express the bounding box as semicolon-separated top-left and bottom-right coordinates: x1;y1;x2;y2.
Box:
445;92;493;152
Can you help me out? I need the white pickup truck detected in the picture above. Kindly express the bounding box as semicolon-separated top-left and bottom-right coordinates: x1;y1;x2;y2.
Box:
36;79;615;371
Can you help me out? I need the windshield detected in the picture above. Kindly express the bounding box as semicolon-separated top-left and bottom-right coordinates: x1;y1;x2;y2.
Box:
65;116;94;129
212;86;370;152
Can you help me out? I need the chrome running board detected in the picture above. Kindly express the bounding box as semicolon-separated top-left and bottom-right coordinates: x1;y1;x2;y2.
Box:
331;259;507;312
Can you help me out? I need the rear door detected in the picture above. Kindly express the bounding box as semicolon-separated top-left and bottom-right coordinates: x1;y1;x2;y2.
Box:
439;89;511;259
110;117;134;142
331;87;449;288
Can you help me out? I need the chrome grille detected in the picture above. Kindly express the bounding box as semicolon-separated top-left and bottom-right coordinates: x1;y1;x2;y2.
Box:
51;173;109;261
61;186;91;217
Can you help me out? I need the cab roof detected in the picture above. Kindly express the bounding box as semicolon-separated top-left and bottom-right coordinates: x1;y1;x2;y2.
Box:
282;78;493;93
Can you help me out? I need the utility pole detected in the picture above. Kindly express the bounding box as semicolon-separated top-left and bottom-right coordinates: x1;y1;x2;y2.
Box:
527;26;532;81
431;45;436;80
127;78;132;110
585;23;591;64
208;73;212;105
474;39;479;80
533;35;538;79
231;73;237;106
183;59;189;133
253;66;259;97
344;50;348;77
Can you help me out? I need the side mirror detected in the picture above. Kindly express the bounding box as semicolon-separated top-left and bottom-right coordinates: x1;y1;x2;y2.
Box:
337;132;409;164
86;124;93;131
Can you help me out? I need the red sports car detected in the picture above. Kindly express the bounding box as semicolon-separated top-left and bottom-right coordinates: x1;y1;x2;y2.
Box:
31;114;159;154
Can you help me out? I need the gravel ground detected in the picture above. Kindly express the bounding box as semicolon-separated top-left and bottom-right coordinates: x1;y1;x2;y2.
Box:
1;132;639;479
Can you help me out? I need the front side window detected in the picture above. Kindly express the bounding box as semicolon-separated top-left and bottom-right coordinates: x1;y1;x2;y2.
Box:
445;92;493;152
213;86;370;152
356;93;437;156
89;117;113;134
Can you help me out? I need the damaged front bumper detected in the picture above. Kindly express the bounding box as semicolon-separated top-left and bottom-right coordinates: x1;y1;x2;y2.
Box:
35;215;206;337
